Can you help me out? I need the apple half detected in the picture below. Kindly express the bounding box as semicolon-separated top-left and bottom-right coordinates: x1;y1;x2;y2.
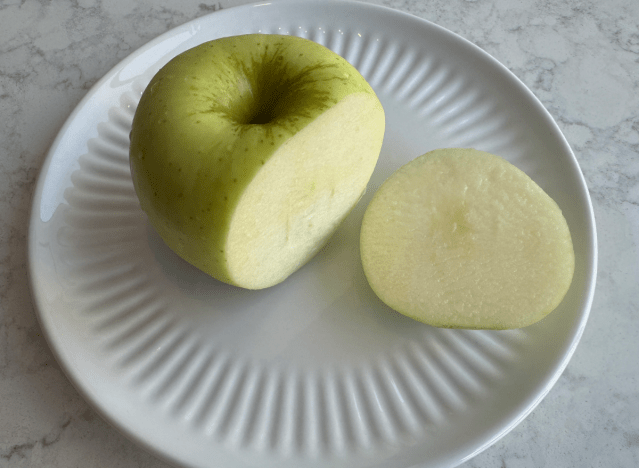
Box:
130;34;385;289
360;148;575;329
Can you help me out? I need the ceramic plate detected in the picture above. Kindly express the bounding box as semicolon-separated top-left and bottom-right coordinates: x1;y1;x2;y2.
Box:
28;1;597;467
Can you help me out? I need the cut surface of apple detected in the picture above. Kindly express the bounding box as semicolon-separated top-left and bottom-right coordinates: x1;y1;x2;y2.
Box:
130;34;385;289
360;148;575;329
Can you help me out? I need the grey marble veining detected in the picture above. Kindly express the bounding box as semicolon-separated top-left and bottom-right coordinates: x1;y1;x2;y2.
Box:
1;0;637;467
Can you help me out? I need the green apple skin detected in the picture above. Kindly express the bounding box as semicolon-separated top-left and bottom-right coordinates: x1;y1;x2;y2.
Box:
130;34;385;289
360;148;575;330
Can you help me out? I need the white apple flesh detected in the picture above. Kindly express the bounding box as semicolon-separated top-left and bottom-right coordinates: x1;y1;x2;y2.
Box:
360;148;575;329
130;34;385;289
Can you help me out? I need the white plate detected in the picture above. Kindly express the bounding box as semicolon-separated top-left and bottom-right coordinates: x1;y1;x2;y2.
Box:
28;1;597;467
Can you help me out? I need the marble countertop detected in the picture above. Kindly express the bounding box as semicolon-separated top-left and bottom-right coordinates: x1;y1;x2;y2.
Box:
1;0;637;467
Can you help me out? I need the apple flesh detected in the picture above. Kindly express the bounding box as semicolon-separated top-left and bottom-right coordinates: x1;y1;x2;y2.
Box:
360;148;575;329
130;34;385;289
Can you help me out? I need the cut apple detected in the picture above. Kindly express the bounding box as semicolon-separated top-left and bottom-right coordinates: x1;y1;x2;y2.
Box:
360;148;575;329
129;34;385;289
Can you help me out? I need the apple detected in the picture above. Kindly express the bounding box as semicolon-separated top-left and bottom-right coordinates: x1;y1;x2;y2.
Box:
130;34;385;289
360;148;575;329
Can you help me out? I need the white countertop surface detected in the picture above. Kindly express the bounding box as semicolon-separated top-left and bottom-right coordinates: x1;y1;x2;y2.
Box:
1;0;637;467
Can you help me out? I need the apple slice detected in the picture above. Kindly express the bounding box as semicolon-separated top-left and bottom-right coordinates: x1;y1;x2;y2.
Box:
130;34;385;289
360;148;575;329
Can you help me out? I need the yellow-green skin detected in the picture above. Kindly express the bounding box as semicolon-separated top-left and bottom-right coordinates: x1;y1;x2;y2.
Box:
130;34;377;285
